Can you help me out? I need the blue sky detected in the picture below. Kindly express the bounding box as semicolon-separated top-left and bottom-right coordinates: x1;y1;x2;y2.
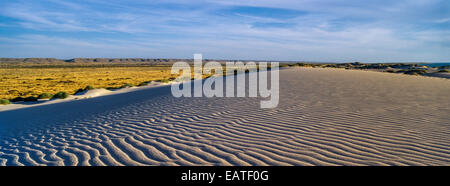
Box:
0;0;449;62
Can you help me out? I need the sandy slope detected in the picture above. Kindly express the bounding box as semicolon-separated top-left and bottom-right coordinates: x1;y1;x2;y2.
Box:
0;81;171;112
0;68;449;166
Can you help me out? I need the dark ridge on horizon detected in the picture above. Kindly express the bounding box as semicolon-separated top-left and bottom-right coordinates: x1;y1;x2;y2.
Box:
0;58;447;64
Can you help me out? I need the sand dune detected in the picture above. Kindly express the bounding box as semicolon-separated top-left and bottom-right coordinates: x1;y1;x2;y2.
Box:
0;68;449;166
0;81;171;112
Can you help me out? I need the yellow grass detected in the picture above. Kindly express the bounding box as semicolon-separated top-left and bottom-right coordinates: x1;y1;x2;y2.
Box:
0;62;260;100
0;66;178;100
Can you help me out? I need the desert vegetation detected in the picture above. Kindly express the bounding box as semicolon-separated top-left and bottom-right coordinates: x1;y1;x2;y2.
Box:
52;92;69;99
280;62;450;78
0;60;233;103
0;63;180;101
0;99;10;105
1;59;447;103
37;93;53;99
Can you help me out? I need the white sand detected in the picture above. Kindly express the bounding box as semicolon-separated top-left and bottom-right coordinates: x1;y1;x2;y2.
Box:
0;68;449;166
0;81;171;112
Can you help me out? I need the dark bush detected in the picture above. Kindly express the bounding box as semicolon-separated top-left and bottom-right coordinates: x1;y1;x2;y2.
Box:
24;96;38;102
386;69;395;73
84;85;95;90
11;97;25;102
75;85;95;94
138;81;152;86
119;83;134;89
38;93;53;99
157;79;170;83
52;92;69;99
75;89;84;94
403;69;426;75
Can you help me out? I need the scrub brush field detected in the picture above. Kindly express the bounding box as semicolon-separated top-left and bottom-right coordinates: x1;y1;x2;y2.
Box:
0;65;178;101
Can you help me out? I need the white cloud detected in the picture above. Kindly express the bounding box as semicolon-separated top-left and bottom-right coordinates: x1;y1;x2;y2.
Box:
0;0;448;62
434;18;450;23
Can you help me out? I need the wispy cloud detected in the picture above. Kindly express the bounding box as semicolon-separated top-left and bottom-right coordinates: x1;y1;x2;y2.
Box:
434;18;450;23
0;0;448;62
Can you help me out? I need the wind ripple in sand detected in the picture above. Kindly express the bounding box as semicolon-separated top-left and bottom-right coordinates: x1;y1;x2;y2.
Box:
0;68;449;166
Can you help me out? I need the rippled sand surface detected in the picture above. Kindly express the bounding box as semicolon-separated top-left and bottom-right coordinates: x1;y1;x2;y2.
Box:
1;68;449;166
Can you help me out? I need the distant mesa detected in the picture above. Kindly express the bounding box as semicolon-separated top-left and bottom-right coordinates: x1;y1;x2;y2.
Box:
1;58;272;64
0;58;190;64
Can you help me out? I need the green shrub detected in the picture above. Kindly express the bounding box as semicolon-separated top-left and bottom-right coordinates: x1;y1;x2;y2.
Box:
52;92;69;99
75;85;95;94
119;83;134;89
438;69;449;73
0;99;10;105
38;93;53;99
